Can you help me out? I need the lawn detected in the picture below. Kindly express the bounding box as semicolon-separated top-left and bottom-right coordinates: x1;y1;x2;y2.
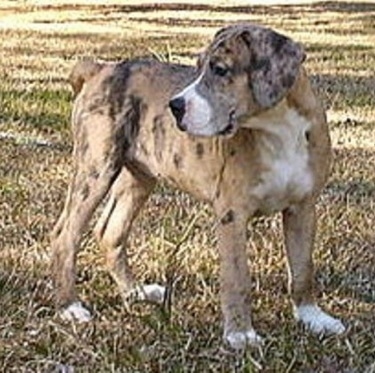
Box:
0;1;374;372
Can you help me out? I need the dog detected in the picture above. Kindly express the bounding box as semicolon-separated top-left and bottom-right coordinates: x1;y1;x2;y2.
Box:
51;23;345;349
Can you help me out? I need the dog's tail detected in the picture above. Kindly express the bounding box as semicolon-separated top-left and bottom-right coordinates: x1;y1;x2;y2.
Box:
69;59;106;97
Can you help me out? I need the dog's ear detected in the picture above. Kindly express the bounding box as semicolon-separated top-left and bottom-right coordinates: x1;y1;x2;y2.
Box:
241;28;305;108
69;60;105;97
196;51;207;70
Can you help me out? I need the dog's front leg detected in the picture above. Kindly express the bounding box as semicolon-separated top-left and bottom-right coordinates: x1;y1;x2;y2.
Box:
283;199;345;336
216;208;262;349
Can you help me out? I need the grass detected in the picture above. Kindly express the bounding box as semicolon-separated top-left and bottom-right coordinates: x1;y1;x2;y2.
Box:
0;1;374;371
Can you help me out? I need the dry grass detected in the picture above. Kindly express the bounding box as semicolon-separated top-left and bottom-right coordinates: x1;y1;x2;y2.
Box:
0;1;374;372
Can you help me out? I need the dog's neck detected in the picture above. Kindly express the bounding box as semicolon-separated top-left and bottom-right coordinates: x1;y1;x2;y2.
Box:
241;99;311;137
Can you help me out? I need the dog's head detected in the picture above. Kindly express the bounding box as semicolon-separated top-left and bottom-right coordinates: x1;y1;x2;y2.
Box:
169;23;305;137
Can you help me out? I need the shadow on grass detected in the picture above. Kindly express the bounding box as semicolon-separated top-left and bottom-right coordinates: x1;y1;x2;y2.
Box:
1;32;204;61
5;1;375;14
0;268;53;315
311;73;375;110
116;2;375;14
56;2;375;34
16;1;374;40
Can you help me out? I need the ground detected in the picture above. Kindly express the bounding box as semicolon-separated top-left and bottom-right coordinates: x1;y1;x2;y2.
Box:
0;1;374;372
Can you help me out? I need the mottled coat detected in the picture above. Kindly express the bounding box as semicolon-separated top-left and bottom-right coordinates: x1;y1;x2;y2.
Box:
51;24;344;349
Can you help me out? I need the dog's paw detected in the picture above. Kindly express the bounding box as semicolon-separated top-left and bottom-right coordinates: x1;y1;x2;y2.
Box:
225;329;263;350
60;301;92;323
294;304;345;336
131;283;166;304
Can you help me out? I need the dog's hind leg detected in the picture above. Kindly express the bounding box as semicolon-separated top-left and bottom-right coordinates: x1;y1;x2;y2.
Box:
51;117;123;322
282;199;345;336
94;166;164;304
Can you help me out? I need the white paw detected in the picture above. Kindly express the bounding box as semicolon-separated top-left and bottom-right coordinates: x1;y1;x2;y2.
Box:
225;329;263;350
131;283;166;304
294;304;345;335
60;301;92;323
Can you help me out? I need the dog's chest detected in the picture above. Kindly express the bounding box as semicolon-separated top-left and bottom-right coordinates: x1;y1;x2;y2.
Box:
251;109;313;212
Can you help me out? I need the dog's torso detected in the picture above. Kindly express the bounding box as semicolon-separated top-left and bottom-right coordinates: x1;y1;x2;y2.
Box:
74;61;327;213
73;59;330;215
54;24;344;348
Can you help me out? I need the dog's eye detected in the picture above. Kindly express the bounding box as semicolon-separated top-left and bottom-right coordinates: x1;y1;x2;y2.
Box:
211;64;229;77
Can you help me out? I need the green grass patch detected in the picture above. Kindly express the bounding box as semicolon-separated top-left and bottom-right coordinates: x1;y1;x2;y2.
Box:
0;87;71;134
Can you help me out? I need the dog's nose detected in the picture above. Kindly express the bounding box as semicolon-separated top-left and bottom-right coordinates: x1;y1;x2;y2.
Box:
169;97;186;131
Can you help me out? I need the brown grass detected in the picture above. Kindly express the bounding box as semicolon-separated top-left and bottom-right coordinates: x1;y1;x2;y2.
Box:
0;1;374;372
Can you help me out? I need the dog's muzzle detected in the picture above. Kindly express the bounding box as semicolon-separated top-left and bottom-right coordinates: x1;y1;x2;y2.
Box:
169;97;186;131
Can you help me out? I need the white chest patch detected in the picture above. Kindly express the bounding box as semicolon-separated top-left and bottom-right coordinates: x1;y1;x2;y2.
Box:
249;108;313;212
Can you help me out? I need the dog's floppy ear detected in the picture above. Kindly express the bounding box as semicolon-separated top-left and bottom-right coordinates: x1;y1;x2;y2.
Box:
241;27;305;108
196;52;204;70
